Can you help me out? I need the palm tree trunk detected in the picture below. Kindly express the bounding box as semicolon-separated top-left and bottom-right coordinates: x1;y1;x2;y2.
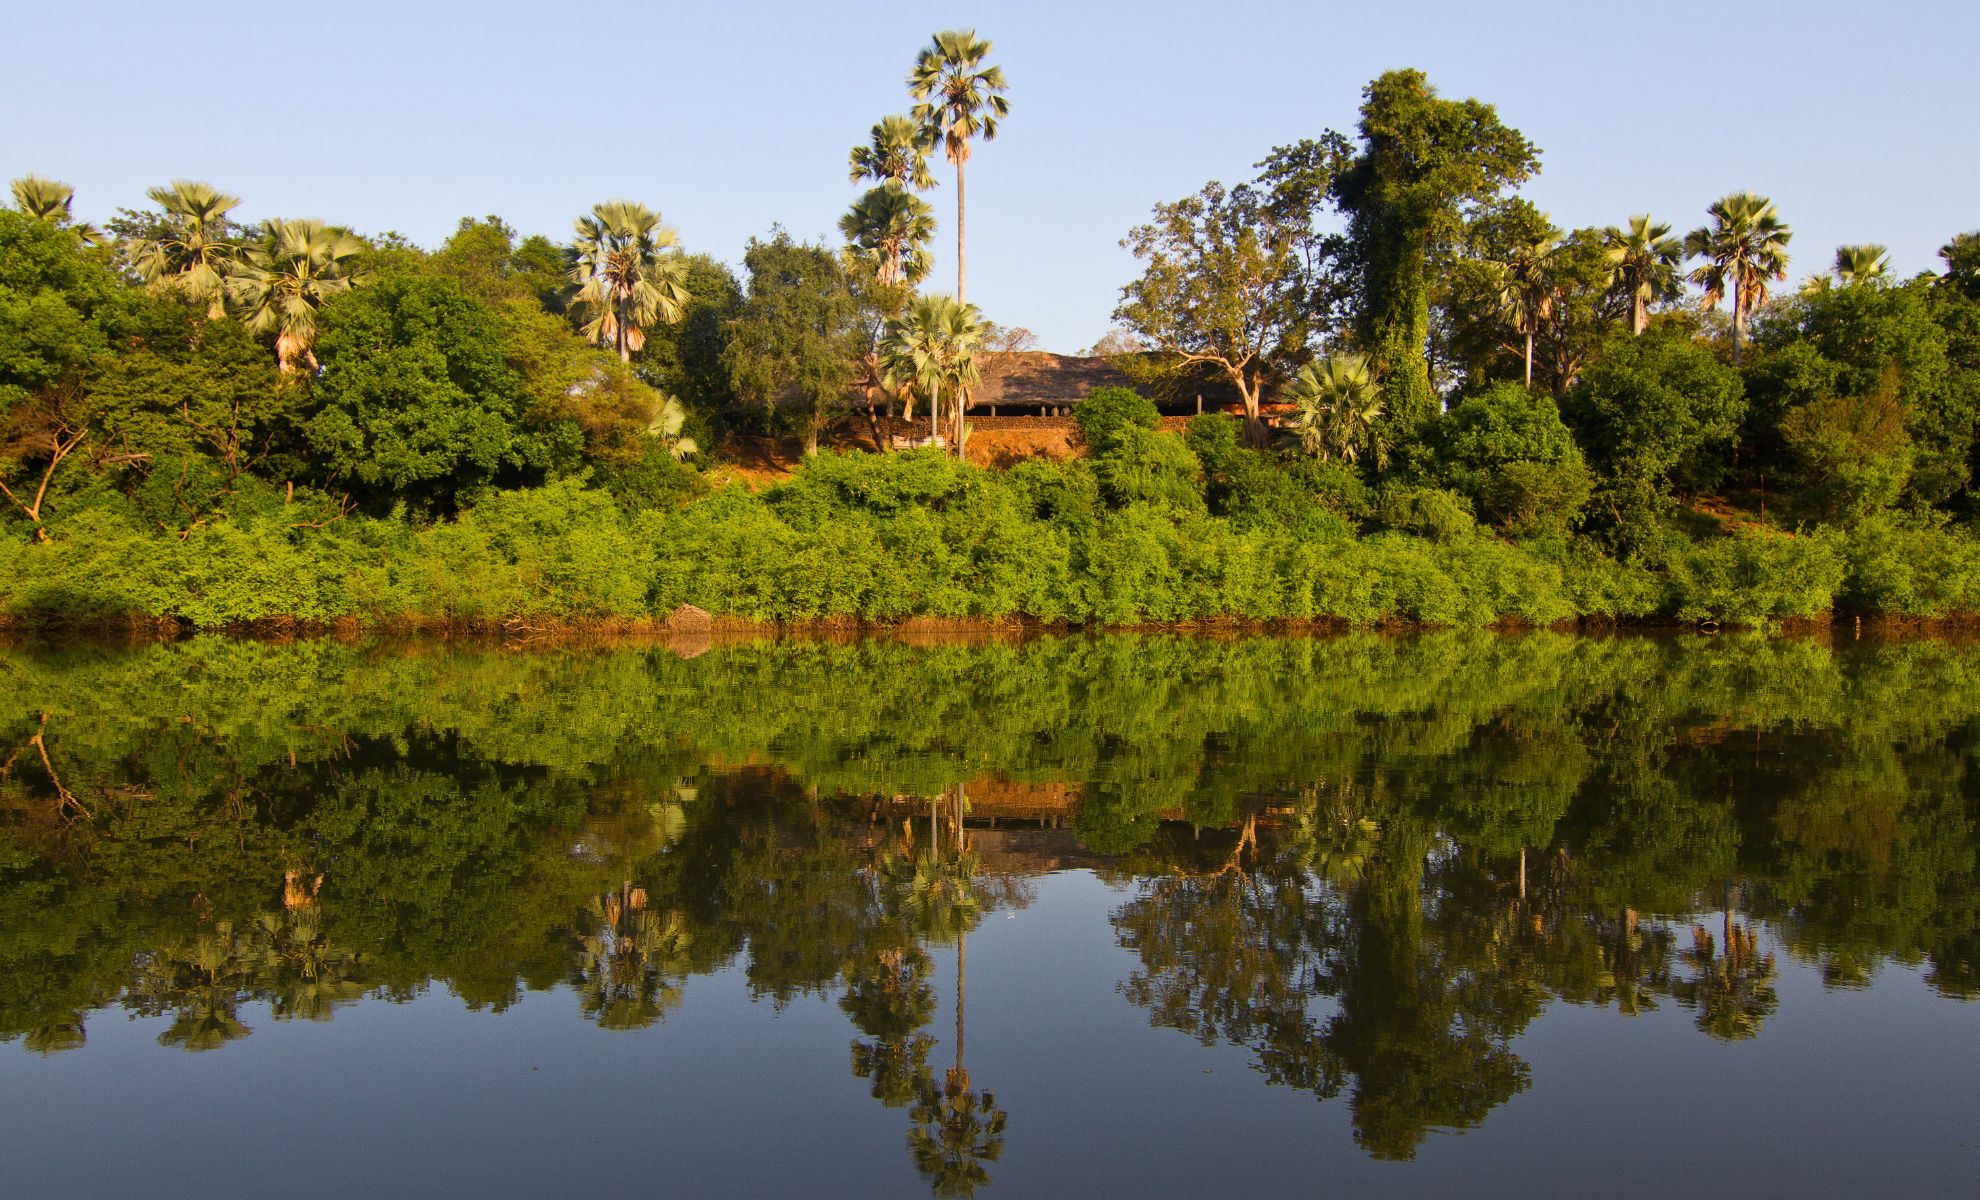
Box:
955;159;967;304
1633;295;1648;336
953;383;967;460
930;380;941;445
955;928;967;1076
1732;286;1746;367
1524;331;1534;388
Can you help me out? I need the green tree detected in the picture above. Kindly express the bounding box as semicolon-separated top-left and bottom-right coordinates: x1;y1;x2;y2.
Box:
227;218;365;372
308;273;556;510
568;200;690;364
1564;328;1745;530
127;181;241;319
1114;181;1305;443
1685;192;1792;365
0;210;127;538
1432;382;1592;531
1604;215;1683;336
908;29;1009;304
1747;278;1978;505
724;232;867;456
1331;70;1539;429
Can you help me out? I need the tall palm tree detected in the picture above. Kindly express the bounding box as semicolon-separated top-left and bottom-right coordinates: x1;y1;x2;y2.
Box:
1285;353;1387;466
1833;243;1890;286
1496;230;1559;387
130;180;241;318
1603;215;1683;335
568;200;691;364
908;30;1009;304
841;186;937;288
10;174;100;244
850;114;938;191
1684;192;1792;365
880;293;983;454
227;218;365;372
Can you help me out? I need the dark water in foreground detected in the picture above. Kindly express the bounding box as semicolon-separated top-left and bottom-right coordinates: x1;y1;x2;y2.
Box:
0;632;1975;1197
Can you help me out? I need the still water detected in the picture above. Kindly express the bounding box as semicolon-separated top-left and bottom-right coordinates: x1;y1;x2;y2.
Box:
0;632;1975;1197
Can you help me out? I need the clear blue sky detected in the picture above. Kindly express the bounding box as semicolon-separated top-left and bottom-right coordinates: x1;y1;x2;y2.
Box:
6;0;1975;352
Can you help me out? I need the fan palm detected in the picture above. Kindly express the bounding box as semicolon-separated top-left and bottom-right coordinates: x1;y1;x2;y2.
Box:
1496;229;1559;387
1603;215;1683;335
227;218;365;372
568;200;691;364
880;293;983;453
1285;353;1387;466
11;174;75;222
10;174;100;244
909;30;1009;303
130;180;241;318
841;185;937;288
1684;192;1792;364
850;114;938;191
1833;243;1890;286
644;394;701;461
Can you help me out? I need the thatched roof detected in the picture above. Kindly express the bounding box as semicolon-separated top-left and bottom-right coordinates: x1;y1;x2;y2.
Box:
974;352;1129;409
973;351;1245;413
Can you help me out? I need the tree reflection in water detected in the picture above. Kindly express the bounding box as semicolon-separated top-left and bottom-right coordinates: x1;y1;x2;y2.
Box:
0;631;1976;1185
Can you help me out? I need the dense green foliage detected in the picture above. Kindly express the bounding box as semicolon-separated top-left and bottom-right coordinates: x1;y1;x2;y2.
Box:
7;58;1980;629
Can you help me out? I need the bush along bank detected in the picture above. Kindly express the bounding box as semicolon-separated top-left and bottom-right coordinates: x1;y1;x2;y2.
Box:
6;447;1972;633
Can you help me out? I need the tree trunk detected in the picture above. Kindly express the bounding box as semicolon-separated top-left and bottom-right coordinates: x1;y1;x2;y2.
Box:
1524;331;1534;388
804;401;821;457
1237;373;1266;447
955;159;967;305
955;927;966;1076
864;389;888;453
1632;295;1648;336
1732;285;1746;367
930;380;941;445
953;383;968;460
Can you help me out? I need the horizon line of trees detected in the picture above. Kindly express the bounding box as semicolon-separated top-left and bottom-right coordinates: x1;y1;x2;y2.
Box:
5;53;1980;626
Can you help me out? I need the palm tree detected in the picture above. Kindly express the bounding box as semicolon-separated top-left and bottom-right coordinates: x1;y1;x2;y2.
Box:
130;180;241;319
1496;230;1559;387
850;114;938;191
10;174;100;244
1603;215;1683;335
645;394;700;461
908;30;1009;304
1673;911;1778;1041
1834;243;1890;286
11;174;75;222
841;186;937;288
568;200;691;364
1684;192;1792;364
227;218;365;372
1285;353;1387;466
880;293;983;454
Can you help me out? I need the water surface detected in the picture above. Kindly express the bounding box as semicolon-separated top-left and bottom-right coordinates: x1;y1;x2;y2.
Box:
1;632;1975;1196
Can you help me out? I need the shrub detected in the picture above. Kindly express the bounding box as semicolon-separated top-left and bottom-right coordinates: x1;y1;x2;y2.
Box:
1662;529;1845;624
1073;385;1160;455
1434;383;1593;532
1375;485;1476;542
1094;426;1205;512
